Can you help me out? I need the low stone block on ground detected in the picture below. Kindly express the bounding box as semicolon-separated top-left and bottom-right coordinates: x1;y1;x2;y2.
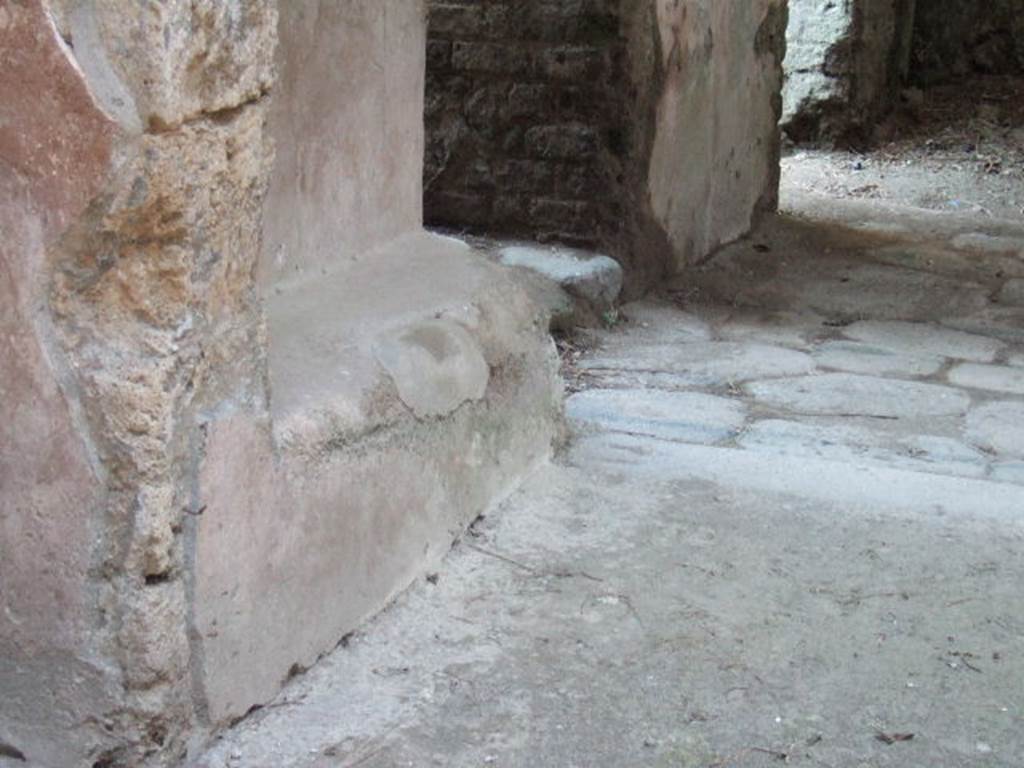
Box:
498;243;624;328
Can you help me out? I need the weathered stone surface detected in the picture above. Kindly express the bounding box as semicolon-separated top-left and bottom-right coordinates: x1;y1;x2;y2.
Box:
783;0;1023;142
375;320;490;419
568;389;746;444
193;396;563;726
783;0;916;143
746;373;971;418
712;308;819;349
942;308;1024;345
739;419;989;479
783;0;1024;140
689;221;996;322
195;426;1024;766
41;99;272;768
948;363;1024;396
581;342;816;389
0;0;115;661
867;242;1024;283
842;320;1005;363
190;204;1024;768
812;340;944;378
266;233;526;442
641;0;787;273
966;402;1024;458
998;279;1024;307
573;432;1024;520
617;300;714;342
991;461;1024;485
783;0;851;129
951;233;1024;256
499;245;623;316
1;3;178;765
50;0;277;130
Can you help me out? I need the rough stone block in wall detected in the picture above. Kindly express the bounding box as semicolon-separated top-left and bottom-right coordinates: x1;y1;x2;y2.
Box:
1;2;277;766
427;39;453;70
783;0;917;144
529;197;596;233
507;83;547;117
525;124;600;160
911;0;1024;83
452;41;534;75
424;0;630;247
536;45;609;80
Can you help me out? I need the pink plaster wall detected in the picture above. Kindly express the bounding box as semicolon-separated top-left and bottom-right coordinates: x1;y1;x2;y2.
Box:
0;3;122;763
260;0;427;288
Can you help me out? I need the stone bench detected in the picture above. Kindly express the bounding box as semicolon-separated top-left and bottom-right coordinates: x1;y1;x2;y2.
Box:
191;232;562;724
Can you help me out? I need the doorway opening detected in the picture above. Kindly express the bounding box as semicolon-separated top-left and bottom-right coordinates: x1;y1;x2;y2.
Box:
780;0;1024;221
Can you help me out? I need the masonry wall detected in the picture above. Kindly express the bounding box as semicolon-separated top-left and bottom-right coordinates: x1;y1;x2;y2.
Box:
425;0;788;289
634;0;788;273
783;0;916;144
424;0;629;249
1;3;277;766
1;3;562;766
2;2;787;763
911;0;1024;84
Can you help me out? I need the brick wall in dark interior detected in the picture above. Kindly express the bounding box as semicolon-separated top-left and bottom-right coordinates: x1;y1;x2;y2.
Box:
424;0;629;249
911;0;1024;84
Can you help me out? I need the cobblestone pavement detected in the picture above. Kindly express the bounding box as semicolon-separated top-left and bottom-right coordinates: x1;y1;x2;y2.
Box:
192;205;1024;768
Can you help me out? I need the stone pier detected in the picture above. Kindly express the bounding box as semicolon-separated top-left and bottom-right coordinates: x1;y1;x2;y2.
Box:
0;2;786;764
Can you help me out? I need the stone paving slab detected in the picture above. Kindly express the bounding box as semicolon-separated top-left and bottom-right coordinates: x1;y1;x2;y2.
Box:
812;340;945;378
581;342;816;388
746;373;972;419
949;363;1024;396
725;261;991;321
842;320;1004;363
868;243;1024;282
966;402;1024;459
567;389;746;445
572;432;1024;522
942;308;1024;345
697;306;824;349
992;461;1024;485
998;279;1024;306
737;419;990;480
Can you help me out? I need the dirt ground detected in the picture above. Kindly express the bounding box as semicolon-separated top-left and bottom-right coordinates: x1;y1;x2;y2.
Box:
783;75;1024;221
